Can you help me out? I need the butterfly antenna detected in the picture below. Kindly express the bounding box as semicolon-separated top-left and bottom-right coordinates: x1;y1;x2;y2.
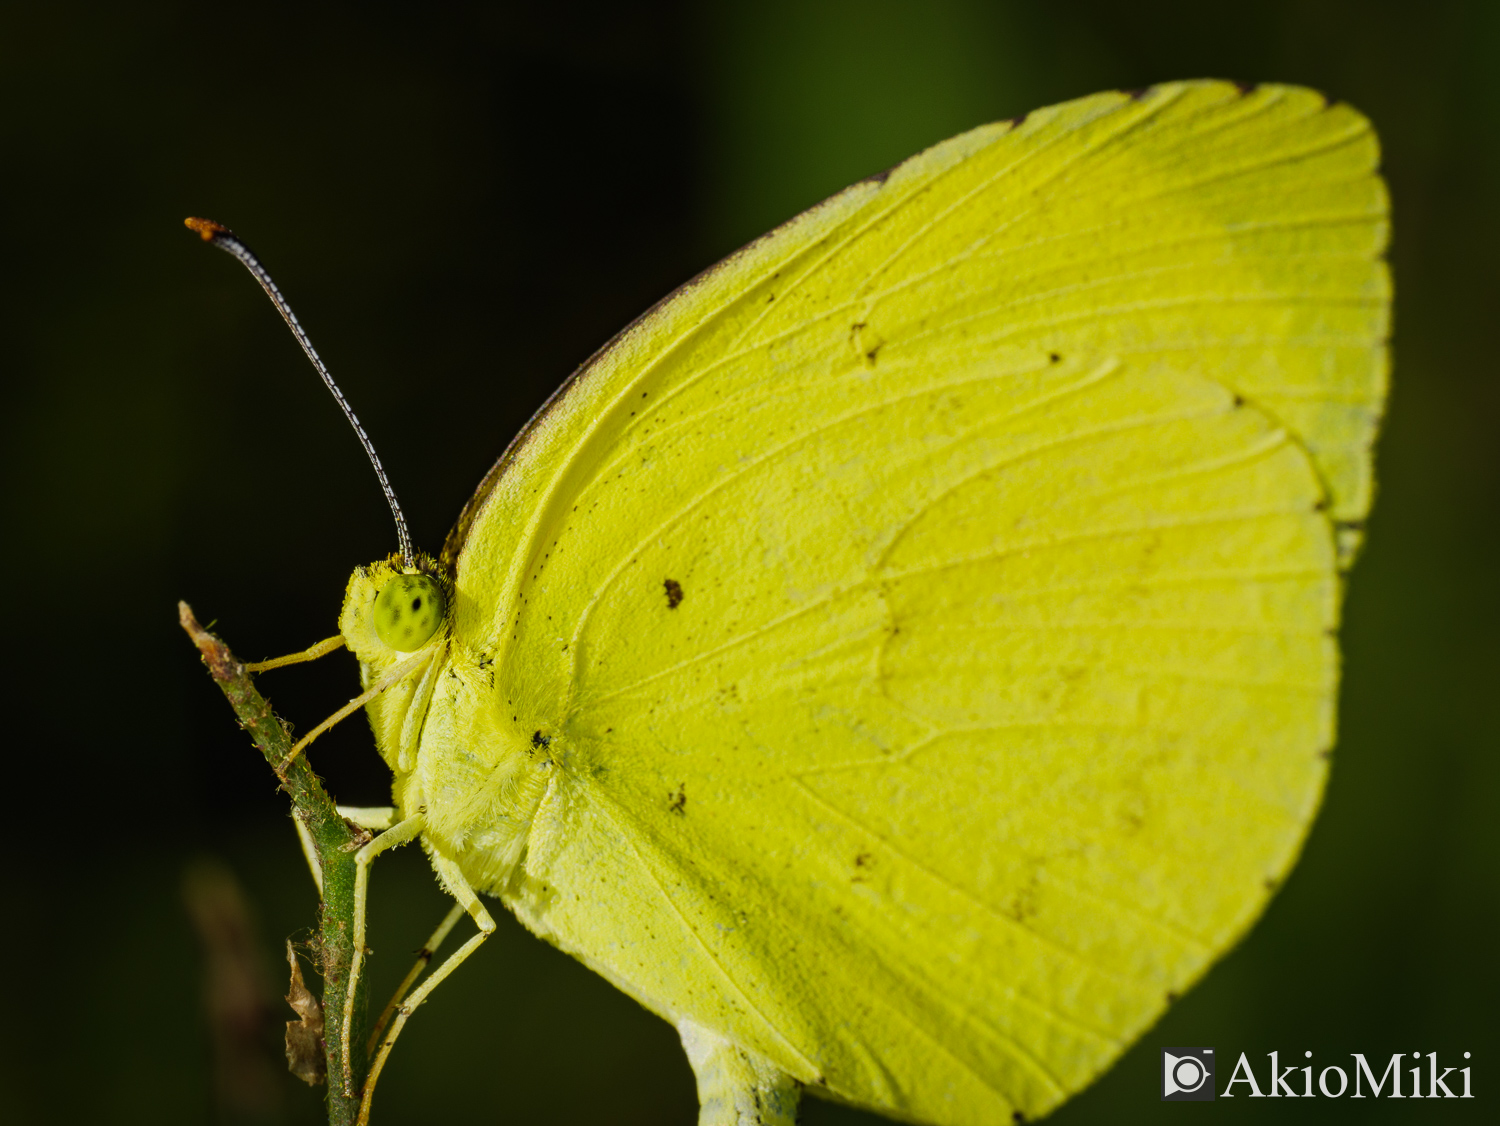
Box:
185;217;416;569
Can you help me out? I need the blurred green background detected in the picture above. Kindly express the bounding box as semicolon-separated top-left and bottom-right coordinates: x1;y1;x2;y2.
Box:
1;1;1494;1122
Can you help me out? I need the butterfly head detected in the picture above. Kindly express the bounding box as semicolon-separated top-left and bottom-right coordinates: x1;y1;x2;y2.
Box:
337;555;453;782
339;554;452;666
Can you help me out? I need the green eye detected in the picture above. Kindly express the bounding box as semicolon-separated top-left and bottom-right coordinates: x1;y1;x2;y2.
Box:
373;574;445;650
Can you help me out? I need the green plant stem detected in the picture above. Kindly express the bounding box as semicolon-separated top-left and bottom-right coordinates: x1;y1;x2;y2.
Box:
179;601;368;1126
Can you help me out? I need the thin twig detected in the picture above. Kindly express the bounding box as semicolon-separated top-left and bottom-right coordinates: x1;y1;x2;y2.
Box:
179;601;369;1126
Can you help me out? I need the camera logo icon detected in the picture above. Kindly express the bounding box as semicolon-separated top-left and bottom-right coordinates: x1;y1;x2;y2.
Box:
1162;1047;1215;1101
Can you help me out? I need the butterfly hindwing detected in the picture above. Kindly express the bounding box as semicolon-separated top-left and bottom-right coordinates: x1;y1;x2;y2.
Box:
418;80;1386;1124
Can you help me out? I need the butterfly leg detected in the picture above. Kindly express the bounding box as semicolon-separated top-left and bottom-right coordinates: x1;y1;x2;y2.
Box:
285;650;432;766
341;813;427;1094
365;901;466;1053
678;1018;802;1126
290;804;398;895
290;813;324;894
289;809;399;899
338;805;399;830
244;633;345;671
356;854;495;1126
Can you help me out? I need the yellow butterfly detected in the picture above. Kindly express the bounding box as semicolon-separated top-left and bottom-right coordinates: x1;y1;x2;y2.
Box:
196;79;1388;1125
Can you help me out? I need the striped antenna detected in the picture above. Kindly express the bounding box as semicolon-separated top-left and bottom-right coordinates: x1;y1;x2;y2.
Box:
185;217;414;569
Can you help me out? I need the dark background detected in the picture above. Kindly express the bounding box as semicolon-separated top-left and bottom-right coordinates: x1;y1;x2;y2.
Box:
1;1;1494;1122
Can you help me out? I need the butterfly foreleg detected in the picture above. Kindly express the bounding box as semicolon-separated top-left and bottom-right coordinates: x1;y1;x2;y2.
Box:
356;853;496;1126
243;633;346;672
678;1018;802;1126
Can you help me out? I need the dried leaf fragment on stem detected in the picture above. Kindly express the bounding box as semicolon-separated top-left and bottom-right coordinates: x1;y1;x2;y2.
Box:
286;941;327;1087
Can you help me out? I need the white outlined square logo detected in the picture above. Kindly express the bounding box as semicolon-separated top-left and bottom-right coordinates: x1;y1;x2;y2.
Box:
1162;1047;1215;1100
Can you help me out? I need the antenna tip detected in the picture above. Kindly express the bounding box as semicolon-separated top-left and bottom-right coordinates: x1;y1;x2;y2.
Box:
184;216;230;241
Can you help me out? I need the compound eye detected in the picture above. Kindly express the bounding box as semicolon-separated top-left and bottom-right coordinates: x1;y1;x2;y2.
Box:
373;574;445;650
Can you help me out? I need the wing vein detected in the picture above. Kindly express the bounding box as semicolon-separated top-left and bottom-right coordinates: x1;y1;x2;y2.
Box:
792;778;1220;959
884;504;1320;585
588;790;825;1078
569;358;1126;689
789;776;1142;1033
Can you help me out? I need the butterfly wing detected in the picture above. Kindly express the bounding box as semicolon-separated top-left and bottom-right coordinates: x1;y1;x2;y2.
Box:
434;81;1387;1123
